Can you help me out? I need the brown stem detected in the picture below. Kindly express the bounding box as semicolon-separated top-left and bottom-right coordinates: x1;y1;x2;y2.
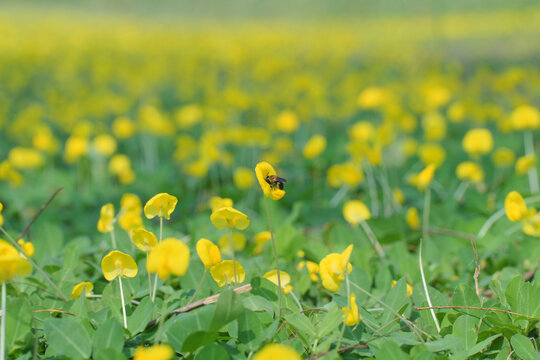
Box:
17;187;63;240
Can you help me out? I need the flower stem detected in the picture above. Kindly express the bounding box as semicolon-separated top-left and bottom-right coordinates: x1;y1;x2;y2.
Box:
188;269;207;305
524;130;539;194
1;282;6;360
110;229;117;249
229;229;238;283
359;220;385;259
422;187;431;242
336;274;351;349
118;277;128;329
453;181;469;202
418;238;440;333
146;252;152;301
364;162;379;217
263;196;282;319
0;227;68;302
152;217;163;302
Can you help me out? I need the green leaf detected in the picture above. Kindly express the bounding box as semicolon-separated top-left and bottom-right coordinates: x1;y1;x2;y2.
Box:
209;289;244;331
128;296;155;335
284;313;317;341
451;315;479;352
452;283;481;317
511;334;537;360
243;295;274;314
93;348;128;360
182;331;218;353
237;310;263;351
167;306;215;354
92;317;124;354
43;318;92;359
424;335;461;352
6;298;32;351
370;340;410;360
489;279;506;306
194;343;229;360
317;305;342;338
380;278;409;325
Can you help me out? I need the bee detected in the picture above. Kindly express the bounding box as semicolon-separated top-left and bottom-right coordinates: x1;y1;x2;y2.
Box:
265;173;287;190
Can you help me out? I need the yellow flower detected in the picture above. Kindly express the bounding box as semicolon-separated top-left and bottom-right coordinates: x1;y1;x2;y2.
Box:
92;134;117;157
342;293;361;326
276;110;299;133
132;228;158;252
8;147;45;169
357;87;389;109
422;112;446;141
255;162;286;200
0;161;23;186
70;281;94;299
17;239;34;257
492;147;515;168
196;238;222;269
402;138;418;157
319;244;353;292
510;105;540;130
522;209;540;237
32;126;59;154
349;121;375;141
253;231;272;254
263;270;293;294
144;193;178;220
418;143;446;167
218;232;246;255
0;202;3;227
64;135;89;164
406;207;420;230
147;238;190;280
516;154;537;175
209;196;233;212
409;164;436;191
118;211;143;233
233;167;255;190
0;239;31;282
505;191;528;222
210;260;245;287
254;344;301;360
120;194;142;212
343;200;371;226
391;280;413;297
297;260;319;282
303;134;326;159
112;116;136;139
133;344;174;360
327;163;364;188
456;161;484;183
97;203;115;233
109;154;135;184
101;251;138;281
462;128;493;156
210;207;250;230
393;188;405;205
175;104;202;129
447;102;466;122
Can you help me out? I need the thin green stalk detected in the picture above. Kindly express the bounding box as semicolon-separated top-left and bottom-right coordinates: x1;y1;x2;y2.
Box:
336;274;351;349
263;196;282;318
0;227;68;302
110;229;117;249
118;276;128;329
229;229;238;283
364;162;379;216
419;238;440;333
187;269;207;305
359;220;385;259
1;282;5;360
524;130;539;194
146;252;152;300
422;187;431;241
152;217;164;302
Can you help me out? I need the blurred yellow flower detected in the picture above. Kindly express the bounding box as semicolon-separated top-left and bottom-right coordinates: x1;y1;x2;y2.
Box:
209;196;233;212
456;161;484;183
70;281;94;299
492;147;515;168
133;344;174;360
233;167;255;190
515;154;536;175
422;112;446;141
112;116;136;139
406;207;420;230
522;209;540;237
218;232;246;255
0;161;23;187
253;231;271;254
101;250;138;281
255;161;286;200
462;128;493;156
343;200;371;226
132;228;158;252
402;138;418;157
174;135;197;162
0;239;31;282
276;110;299;133
391;280;413;297
510;105;540;130
447;102;466;122
319;244;353;292
196;238;222;270
0;202;3;227
108;154;135;184
92;134;117;157
505;191;528;222
64;135;88;164
210;207;250;230
326;162;364;188
303;134;326;159
253;344;301;360
409;164;436;191
393;188;405;205
348;121;375;142
32;126;59;154
184;158;209;178
342;293;361;326
97;203;115;233
263;270;293;294
210;260;245;287
175;104;202;129
418;143;446;167
17;239;34;258
297;260;319;282
8;147;45;169
144;193;178;220
357;87;389;109
120;193;142;212
147;238;190;280
118;211;143;233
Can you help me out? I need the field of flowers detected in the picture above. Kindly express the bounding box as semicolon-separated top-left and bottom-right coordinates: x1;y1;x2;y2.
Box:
1;3;540;359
